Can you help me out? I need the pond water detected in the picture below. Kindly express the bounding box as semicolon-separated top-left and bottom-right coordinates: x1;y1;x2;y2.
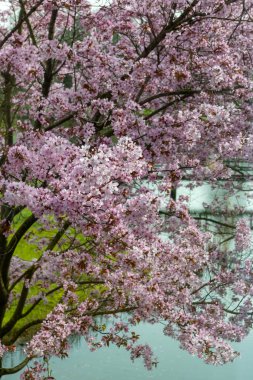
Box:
3;322;253;380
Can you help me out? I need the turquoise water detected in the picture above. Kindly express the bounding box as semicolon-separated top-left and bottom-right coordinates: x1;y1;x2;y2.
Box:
3;323;253;379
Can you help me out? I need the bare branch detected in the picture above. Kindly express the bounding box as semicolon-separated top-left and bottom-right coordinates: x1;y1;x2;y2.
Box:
3;319;43;346
0;356;31;376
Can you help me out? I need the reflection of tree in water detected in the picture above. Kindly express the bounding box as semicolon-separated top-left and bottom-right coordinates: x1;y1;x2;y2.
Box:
177;159;253;249
159;161;253;325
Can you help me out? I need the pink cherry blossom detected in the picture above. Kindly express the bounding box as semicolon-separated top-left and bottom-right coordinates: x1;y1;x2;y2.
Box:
0;1;252;378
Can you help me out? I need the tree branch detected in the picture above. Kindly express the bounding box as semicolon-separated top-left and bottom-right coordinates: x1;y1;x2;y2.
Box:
144;94;190;120
0;356;31;376
137;0;200;61
2;319;42;346
18;0;38;46
1;267;36;337
20;285;63;320
45;220;71;251
87;306;137;317
45;114;75;131
0;0;44;49
193;217;236;229
5;213;37;257
2;213;37;288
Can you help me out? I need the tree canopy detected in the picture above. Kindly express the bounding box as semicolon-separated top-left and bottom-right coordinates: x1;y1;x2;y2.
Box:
0;0;252;378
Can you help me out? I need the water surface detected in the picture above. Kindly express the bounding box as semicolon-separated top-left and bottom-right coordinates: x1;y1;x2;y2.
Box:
3;323;253;380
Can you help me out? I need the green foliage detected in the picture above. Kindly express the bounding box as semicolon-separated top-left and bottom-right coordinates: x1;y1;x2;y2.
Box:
3;210;92;343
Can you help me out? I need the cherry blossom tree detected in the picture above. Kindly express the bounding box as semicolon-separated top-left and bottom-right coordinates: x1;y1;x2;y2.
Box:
0;0;252;378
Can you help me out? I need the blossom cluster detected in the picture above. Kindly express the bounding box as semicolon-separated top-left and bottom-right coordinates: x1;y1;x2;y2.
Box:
0;0;252;378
